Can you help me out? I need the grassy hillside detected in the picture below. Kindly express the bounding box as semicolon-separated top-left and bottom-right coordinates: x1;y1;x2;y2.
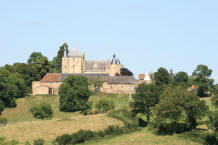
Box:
1;94;123;144
0;93;213;145
82;128;201;145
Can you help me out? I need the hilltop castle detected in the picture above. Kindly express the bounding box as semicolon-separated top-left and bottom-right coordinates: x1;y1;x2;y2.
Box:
62;47;121;76
32;47;138;95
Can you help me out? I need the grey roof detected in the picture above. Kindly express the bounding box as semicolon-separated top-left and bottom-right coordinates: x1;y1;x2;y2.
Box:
60;73;109;82
85;60;109;72
108;76;137;84
68;48;82;57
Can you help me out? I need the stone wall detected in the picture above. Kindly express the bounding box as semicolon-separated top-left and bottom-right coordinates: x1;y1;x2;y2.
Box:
32;81;62;95
100;82;136;94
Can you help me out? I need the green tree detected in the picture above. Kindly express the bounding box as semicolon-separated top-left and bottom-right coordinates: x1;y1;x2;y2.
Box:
191;65;214;97
30;103;53;120
154;86;208;129
89;78;104;92
212;94;218;108
53;43;69;73
0;68;19;107
174;71;189;87
96;99;115;113
27;52;52;79
119;68;133;76
59;76;91;113
213;84;218;95
208;110;218;133
131;83;160;123
154;67;170;86
27;52;43;64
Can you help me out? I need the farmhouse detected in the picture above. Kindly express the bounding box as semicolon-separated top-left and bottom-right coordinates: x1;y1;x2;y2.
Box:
32;47;138;95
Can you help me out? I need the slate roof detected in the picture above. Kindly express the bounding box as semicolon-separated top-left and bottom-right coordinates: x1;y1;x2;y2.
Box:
68;48;82;57
40;73;61;83
60;73;109;82
85;60;109;71
108;76;137;84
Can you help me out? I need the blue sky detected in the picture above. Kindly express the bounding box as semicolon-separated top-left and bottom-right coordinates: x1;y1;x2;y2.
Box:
0;0;218;81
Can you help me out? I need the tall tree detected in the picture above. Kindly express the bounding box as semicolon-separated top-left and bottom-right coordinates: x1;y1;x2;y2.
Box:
27;52;52;79
154;86;208;129
191;65;214;97
59;76;91;114
131;83;160;123
27;52;43;64
154;67;170;86
174;71;189;87
53;43;69;73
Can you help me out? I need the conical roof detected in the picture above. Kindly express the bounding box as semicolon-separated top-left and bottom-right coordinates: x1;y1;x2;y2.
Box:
68;47;82;57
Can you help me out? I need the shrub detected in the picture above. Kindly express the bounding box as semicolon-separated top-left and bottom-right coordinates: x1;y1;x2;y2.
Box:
10;140;19;145
0;100;5;114
158;123;190;135
34;138;45;145
0;137;8;145
96;99;115;113
138;118;148;127
104;125;122;135
204;134;218;145
30;103;53;120
212;95;218;108
0;117;8;126
53;134;72;145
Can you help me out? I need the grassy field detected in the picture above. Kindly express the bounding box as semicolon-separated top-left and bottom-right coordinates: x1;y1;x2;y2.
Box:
0;93;213;145
82;128;201;145
0;94;123;144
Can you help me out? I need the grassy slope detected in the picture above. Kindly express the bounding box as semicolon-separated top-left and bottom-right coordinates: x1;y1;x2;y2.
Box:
1;95;123;144
0;93;213;145
82;128;201;145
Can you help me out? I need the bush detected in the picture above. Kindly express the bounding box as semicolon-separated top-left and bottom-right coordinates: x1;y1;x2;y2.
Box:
138;118;148;127
30;103;53;120
0;100;5;114
59;76;91;113
34;138;45;145
10;140;19;145
158;123;190;135
0;137;8;145
204;134;218;145
0;117;8;126
96;99;115;113
53;134;72;145
212;95;218;108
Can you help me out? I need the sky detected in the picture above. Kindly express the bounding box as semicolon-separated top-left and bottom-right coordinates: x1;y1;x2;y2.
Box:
0;0;218;81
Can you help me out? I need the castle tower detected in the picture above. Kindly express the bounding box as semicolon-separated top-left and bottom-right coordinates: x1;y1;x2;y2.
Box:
62;47;85;74
109;54;121;76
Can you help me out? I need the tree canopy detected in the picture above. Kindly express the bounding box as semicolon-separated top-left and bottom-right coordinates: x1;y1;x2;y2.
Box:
131;83;160;123
154;67;170;86
119;68;133;76
59;76;91;114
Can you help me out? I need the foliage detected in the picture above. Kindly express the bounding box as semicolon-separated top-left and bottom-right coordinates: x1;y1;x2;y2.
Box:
0;100;5;114
204;134;218;145
119;68;133;76
30;103;53;120
96;99;115;113
154;67;170;86
154;86;208;131
0;117;8;126
34;138;45;145
28;52;53;79
52;43;69;73
158;123;190;135
0;137;8;145
5;63;41;91
174;71;189;87
0;68;19;107
208;110;218;132
191;64;214;97
130;83;160;123
213;84;218;95
212;95;218;108
89;78;104;92
59;76;91;113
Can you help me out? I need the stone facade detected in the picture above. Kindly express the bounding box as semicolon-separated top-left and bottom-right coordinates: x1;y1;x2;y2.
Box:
62;48;121;76
32;47;138;95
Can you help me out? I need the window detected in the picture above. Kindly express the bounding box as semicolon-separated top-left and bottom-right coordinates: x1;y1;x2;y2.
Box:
49;88;53;94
